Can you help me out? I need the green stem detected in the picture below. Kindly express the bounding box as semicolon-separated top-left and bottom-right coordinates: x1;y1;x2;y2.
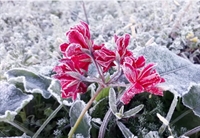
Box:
6;120;34;136
68;86;104;138
171;109;191;125
182;125;200;136
32;104;63;138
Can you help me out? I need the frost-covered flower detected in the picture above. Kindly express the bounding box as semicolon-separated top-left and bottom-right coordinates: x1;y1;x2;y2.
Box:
114;34;133;64
94;46;116;72
53;58;87;100
121;57;165;104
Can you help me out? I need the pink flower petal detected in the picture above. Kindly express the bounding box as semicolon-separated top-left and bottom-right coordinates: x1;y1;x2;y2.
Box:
67;30;89;49
120;83;144;105
60;43;69;53
135;56;146;68
138;63;156;79
145;86;164;96
123;63;138;83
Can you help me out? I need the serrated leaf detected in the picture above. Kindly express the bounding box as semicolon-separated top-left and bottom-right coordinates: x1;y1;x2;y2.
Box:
109;88;117;114
69;100;91;138
144;131;160;138
48;79;73;106
0;81;33;122
5;68;52;99
116;121;136;138
95;87;110;102
136;44;200;97
182;85;200;117
123;104;144;118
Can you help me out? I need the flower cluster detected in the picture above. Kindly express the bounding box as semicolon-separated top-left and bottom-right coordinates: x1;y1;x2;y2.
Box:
53;21;165;104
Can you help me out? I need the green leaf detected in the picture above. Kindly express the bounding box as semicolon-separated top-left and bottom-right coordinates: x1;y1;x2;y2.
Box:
123;104;144;118
5;68;52;99
182;84;200;117
44;107;53;117
69;100;91;138
109;88;117;114
136;44;200;97
90;97;108;118
116;121;136;138
0;81;33;122
95;87;110;102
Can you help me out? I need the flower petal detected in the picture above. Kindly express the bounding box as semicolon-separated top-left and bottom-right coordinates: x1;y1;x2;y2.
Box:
120;83;144;105
67;30;89;49
135;56;145;68
138;63;156;79
145;86;164;96
123;63;138;83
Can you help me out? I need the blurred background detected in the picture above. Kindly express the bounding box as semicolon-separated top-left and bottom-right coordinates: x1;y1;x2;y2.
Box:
0;0;199;79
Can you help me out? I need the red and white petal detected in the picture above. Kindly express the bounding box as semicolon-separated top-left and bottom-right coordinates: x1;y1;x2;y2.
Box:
120;83;144;105
138;63;156;80
123;63;138;83
66;30;88;49
135;56;146;68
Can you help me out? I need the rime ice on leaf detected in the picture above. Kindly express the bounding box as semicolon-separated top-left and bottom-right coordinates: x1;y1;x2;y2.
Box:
182;84;200;117
5;68;52;99
69;100;91;138
0;81;33;121
136;44;200;97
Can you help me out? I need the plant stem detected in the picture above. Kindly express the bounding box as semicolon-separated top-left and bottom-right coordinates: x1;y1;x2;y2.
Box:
182;125;200;137
171;109;191;125
6;120;34;136
107;62;121;84
32;104;63;138
91;56;105;84
68;85;104;138
81;0;89;24
98;91;124;138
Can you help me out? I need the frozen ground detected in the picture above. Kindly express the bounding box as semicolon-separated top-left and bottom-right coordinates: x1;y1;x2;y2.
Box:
0;0;200;79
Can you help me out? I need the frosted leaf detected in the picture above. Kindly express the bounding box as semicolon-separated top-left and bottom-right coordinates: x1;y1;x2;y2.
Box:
109;88;117;114
135;44;200;97
123;104;144;118
116;121;137;138
182;84;200;117
5;68;52;99
0;81;33;122
69;100;91;138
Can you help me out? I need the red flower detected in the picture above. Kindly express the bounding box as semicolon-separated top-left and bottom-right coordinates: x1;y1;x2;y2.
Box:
54;22;107;100
124;56;145;68
114;34;133;64
94;46;116;72
121;56;165;104
61;21;91;51
53;59;88;100
59;21;94;73
54;73;87;100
